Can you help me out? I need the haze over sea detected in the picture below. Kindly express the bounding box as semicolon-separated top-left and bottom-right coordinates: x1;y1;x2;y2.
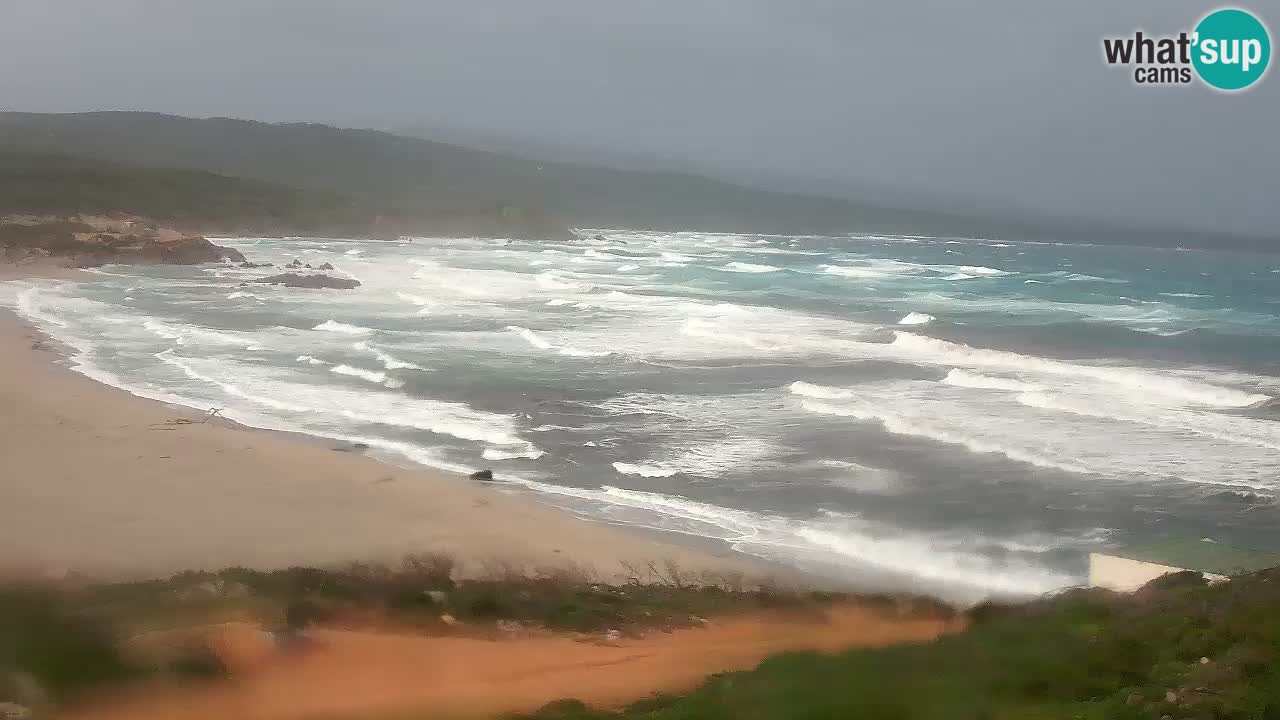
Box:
6;229;1280;601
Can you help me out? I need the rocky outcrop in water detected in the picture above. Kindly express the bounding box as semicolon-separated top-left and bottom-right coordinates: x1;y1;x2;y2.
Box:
253;273;361;289
1;218;245;267
125;236;246;265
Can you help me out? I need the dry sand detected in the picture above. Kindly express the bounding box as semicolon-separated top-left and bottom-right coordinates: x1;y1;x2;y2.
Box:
0;263;761;582
1;262;960;720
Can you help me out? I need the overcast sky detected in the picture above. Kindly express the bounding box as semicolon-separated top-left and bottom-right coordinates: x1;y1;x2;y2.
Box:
2;1;1276;235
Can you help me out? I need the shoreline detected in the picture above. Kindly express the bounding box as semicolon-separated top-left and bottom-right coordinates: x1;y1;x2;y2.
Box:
0;263;773;584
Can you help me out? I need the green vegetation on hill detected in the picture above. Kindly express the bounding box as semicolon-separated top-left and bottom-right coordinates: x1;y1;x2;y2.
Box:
0;152;366;232
2;557;929;710
9;561;1280;719
1;112;1274;249
0;151;566;238
0;112;885;235
518;571;1280;720
3;111;1275;250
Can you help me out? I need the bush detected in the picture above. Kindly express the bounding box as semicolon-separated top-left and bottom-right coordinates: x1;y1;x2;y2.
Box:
0;586;137;701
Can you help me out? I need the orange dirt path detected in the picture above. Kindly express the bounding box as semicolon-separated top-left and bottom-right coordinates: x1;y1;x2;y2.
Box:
63;605;961;720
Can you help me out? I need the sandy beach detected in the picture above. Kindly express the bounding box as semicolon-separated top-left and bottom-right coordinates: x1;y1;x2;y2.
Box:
0;263;760;583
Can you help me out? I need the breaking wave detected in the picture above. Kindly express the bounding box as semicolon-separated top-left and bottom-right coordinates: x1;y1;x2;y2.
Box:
941;369;1038;392
890;332;1269;408
898;311;935;325
313;320;373;334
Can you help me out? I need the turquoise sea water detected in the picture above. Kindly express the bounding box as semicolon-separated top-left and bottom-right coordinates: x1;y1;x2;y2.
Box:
6;229;1279;601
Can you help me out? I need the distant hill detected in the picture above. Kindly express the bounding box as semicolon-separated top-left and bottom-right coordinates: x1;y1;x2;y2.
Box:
0;112;1273;250
0;152;368;233
0;151;563;239
0;111;906;235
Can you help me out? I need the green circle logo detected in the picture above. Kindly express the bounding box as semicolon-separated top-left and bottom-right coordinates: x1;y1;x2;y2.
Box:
1192;8;1271;90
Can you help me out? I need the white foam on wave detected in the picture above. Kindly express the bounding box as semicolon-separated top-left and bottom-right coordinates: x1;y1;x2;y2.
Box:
661;252;696;263
611;438;780;479
898;311;935;325
507;325;553;350
818;460;901;495
825;398;1100;473
801;399;1094;475
720;261;781;273
143;319;256;348
5;286;527;477
330;364;388;384
612;462;677;478
801;377;1279;491
890;332;1269;408
155;352;530;447
1159;292;1212;299
375;349;427;371
617;264;640;272
1049;271;1128;284
788;381;854;400
13;286;71;329
506;325;612;358
500;478;1076;598
227;291;258;300
821;259;1009;282
681;317;782;352
483;447;546;460
313;320;373;335
396;292;433;308
143;319;182;341
355;342;428;371
953;265;1009;276
558;346;613;358
535;271;590;292
1014;391;1280;453
942;369;1038;392
296;355;327;366
821;263;899;279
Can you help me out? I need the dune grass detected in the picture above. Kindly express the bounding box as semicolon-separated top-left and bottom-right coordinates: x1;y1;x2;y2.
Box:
2;555;946;709
513;570;1280;720
11;561;1280;718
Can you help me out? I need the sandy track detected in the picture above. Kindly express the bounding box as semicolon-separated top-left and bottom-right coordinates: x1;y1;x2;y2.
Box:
65;605;959;719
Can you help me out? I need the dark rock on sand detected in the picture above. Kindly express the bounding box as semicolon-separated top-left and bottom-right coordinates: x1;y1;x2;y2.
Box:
254;273;361;290
469;469;495;481
240;261;272;268
286;259;303;268
331;442;371;453
318;262;334;270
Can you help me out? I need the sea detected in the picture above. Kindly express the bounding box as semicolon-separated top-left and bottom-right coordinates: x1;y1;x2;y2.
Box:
5;229;1279;602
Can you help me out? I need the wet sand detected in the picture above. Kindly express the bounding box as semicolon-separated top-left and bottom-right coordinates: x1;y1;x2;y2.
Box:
0;263;762;582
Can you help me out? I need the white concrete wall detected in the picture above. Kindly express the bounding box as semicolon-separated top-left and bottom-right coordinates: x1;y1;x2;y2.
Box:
1088;553;1225;592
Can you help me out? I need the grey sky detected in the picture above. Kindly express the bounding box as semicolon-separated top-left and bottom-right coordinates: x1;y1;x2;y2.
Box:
2;0;1276;235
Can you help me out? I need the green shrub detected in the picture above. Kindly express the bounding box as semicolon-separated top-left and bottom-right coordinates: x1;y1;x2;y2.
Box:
0;586;136;701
